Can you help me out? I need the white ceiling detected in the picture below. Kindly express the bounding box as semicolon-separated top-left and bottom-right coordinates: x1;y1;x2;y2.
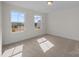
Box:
4;1;79;13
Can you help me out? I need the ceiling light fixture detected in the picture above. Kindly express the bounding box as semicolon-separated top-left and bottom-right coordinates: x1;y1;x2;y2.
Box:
48;1;53;5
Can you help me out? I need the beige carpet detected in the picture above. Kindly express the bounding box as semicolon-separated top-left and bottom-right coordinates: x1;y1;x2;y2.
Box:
2;34;79;57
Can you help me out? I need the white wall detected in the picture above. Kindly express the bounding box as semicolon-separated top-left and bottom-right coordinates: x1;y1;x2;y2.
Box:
0;1;2;56
2;3;46;45
47;7;79;41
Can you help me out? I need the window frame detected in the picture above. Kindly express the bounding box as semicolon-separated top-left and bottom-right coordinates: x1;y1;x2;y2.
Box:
10;10;25;33
34;15;42;31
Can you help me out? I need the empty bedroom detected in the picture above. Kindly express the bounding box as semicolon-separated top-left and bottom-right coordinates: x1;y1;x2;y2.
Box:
1;1;79;57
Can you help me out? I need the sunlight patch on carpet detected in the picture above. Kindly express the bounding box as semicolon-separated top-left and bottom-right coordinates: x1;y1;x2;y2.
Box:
37;37;54;53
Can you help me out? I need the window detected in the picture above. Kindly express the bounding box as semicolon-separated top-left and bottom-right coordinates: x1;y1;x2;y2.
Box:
11;11;24;32
34;15;42;31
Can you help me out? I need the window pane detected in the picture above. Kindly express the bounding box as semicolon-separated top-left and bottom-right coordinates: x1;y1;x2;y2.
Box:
11;11;24;32
34;15;41;31
11;11;18;22
17;13;24;23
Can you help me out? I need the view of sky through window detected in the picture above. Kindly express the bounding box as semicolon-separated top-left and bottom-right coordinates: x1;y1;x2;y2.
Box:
34;16;41;23
11;11;24;23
